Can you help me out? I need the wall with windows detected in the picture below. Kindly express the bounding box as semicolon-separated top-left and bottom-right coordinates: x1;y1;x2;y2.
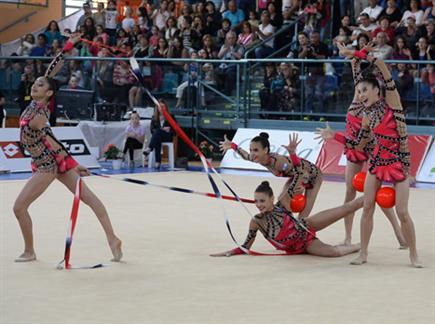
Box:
0;0;62;44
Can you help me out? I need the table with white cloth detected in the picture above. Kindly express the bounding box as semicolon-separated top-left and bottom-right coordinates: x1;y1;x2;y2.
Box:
78;120;151;158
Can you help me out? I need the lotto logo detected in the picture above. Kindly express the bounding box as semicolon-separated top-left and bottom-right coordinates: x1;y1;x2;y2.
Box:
60;139;90;156
0;142;25;159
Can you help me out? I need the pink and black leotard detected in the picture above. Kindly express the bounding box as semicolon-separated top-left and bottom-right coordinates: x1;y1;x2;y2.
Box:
20;102;77;174
232;205;317;255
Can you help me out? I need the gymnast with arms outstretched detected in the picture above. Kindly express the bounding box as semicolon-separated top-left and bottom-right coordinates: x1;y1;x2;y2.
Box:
334;44;422;267
315;49;406;248
211;181;362;257
13;34;123;263
220;132;322;219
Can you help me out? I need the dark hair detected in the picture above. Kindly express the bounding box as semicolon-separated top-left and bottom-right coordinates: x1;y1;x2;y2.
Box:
356;33;370;49
255;181;273;197
251;132;270;152
184;15;193;26
360;72;380;93
44;77;58;100
222;18;231;26
46;20;60;32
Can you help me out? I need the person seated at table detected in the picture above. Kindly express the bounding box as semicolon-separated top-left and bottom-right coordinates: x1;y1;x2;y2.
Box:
143;101;174;169
122;111;145;168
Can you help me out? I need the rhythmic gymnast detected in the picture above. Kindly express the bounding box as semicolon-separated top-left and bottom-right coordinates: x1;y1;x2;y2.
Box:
211;181;361;257
220;132;322;218
334;46;421;267
13;34;122;263
315;52;406;248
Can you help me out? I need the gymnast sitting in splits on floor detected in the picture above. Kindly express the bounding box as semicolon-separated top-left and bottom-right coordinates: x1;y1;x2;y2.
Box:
13;33;122;263
220;132;322;219
211;181;362;257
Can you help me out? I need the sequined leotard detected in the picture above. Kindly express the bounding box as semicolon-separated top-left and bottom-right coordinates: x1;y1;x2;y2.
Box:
20;101;77;173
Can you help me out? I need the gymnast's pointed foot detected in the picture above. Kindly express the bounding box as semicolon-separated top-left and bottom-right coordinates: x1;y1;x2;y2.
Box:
15;251;36;262
350;253;367;265
410;254;423;268
110;238;123;262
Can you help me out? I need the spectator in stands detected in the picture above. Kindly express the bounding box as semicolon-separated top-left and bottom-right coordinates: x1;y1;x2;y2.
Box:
49;39;62;56
372;16;395;44
17;64;35;114
315;0;331;41
96;48;115;102
238;0;256;19
254;11;276;58
237;21;256;50
400;0;424;26
423;0;435;20
116;28;131;48
62;75;84;90
350;13;377;46
397;16;421;52
0;90;4;128
137;6;152;33
215;30;244;95
122;7;136;33
105;0;119;46
94;24;109;44
217;18;232;46
273;62;299;116
143;105;175;169
176;15;201;50
380;0;402;27
168;36;189;71
176;51;199;108
153;37;170;58
165;17;179;41
93;2;105;28
178;4;194;29
360;0;383;22
356;33;370;50
123;111;145;168
44;21;63;47
394;63;414;96
259;62;278;114
421;63;435;115
267;2;283;29
205;1;222;35
152;0;171;31
194;1;207;16
202;34;219;58
17;34;36;56
113;59;136;105
372;31;394;59
30;34;50;57
76;2;93;30
222;0;245;31
414;36;433;60
193;15;207;38
83;17;97;40
290;31;328;114
149;26;160;48
248;10;259;29
422;18;435;44
392;36;413;60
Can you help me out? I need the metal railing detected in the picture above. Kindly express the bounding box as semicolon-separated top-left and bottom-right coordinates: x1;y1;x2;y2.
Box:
0;56;434;127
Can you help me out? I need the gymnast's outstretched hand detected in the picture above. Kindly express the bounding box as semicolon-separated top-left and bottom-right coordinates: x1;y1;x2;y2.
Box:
314;121;334;143
219;134;232;152
76;165;91;177
282;132;302;155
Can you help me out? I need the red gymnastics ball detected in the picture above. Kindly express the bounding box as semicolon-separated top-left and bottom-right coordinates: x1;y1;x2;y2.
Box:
290;194;306;213
352;171;367;192
376;187;396;208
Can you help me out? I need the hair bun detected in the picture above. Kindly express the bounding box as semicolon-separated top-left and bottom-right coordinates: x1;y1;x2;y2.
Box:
260;181;270;187
259;132;269;139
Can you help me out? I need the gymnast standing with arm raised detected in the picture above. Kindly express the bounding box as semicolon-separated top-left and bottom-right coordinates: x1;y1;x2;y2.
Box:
333;45;421;267
13;34;122;263
315;49;406;248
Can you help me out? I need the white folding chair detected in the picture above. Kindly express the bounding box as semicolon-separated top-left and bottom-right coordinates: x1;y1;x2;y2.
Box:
147;142;175;169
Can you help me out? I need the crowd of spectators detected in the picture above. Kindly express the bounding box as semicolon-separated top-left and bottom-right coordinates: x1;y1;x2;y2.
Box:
0;0;434;122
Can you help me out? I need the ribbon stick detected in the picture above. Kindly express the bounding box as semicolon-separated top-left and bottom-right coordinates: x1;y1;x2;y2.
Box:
57;177;103;270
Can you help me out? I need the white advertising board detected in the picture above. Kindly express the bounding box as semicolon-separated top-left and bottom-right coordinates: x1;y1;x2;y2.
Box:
0;127;100;173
